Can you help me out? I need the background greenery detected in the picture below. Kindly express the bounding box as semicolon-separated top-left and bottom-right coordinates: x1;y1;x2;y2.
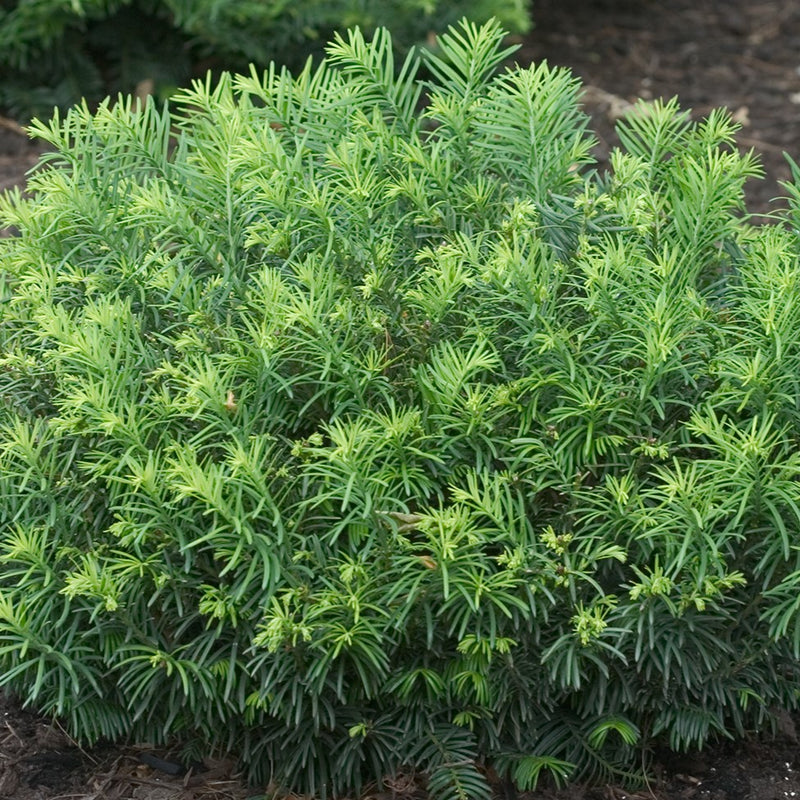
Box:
0;0;531;120
3;17;800;799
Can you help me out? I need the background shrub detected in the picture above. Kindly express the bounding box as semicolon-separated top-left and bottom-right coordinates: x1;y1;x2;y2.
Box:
0;0;531;120
3;18;800;798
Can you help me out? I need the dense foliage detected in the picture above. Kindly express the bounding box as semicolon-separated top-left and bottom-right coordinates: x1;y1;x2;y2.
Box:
0;0;531;120
3;18;800;798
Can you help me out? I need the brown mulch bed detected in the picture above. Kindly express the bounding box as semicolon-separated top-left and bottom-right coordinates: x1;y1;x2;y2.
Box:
521;0;800;218
0;693;246;800
0;118;43;215
3;0;800;797
2;685;800;800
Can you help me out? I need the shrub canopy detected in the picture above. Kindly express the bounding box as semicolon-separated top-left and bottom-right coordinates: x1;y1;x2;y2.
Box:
2;18;800;799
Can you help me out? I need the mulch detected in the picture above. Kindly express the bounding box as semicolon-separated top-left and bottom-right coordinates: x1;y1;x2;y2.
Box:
520;0;800;218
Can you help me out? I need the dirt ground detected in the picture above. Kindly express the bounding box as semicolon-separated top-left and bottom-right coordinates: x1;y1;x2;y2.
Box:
2;687;800;800
3;0;800;798
519;0;800;218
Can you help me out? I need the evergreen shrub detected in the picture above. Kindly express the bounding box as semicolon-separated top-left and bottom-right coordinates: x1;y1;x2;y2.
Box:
3;18;800;798
0;0;531;120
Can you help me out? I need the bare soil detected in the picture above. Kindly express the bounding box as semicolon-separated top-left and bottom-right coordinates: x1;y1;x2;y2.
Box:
2;686;800;800
0;693;246;800
3;0;800;797
520;0;800;218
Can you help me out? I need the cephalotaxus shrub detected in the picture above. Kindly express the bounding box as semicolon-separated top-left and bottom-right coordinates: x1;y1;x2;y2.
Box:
3;17;800;797
0;0;531;120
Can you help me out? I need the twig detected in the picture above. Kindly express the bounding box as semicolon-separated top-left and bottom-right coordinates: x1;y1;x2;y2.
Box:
737;135;787;154
4;721;24;747
53;718;100;765
0;116;26;136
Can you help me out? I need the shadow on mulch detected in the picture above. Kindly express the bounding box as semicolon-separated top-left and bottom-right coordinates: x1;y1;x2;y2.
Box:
0;693;247;800
2;687;800;800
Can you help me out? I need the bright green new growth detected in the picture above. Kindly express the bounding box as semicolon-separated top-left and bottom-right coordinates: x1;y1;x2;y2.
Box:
2;18;800;798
